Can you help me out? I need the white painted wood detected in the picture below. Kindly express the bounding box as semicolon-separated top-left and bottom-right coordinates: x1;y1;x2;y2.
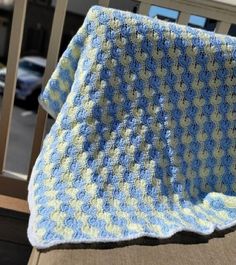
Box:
0;0;27;173
51;0;97;15
98;0;110;7
137;0;236;24
138;2;151;15
177;11;190;25
215;21;231;34
28;0;69;178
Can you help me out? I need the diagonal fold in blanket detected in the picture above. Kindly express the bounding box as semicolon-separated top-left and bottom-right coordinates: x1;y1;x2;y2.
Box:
28;5;236;249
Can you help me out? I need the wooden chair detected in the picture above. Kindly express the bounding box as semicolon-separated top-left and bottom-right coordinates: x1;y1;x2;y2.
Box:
0;0;235;264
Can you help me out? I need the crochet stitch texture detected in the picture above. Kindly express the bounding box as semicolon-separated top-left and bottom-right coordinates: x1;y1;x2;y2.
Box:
28;6;236;248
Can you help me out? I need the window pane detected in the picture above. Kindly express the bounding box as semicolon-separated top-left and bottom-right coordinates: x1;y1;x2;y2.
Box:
149;6;179;22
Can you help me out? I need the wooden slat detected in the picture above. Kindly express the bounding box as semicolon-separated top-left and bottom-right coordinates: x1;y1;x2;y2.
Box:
177;11;190;25
28;248;40;265
0;0;27;173
28;106;47;178
0;172;28;199
215;21;231;34
0;195;28;213
137;0;236;24
98;0;110;7
28;0;68;178
138;2;151;15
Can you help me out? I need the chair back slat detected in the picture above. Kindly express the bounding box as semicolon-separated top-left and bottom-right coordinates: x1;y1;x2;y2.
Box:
137;0;236;24
0;0;27;173
215;21;231;34
177;11;190;25
28;0;69;177
138;2;151;15
98;0;110;7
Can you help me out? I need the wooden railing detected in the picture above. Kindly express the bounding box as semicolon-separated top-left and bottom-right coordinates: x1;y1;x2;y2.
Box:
137;0;236;33
0;0;236;213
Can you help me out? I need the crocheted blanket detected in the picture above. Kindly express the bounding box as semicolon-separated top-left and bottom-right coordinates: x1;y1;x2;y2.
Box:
28;6;236;249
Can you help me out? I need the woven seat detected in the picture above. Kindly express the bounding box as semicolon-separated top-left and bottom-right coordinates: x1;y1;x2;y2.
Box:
28;227;236;265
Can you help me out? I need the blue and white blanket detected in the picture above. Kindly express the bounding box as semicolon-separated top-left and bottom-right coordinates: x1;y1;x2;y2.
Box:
28;6;236;249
